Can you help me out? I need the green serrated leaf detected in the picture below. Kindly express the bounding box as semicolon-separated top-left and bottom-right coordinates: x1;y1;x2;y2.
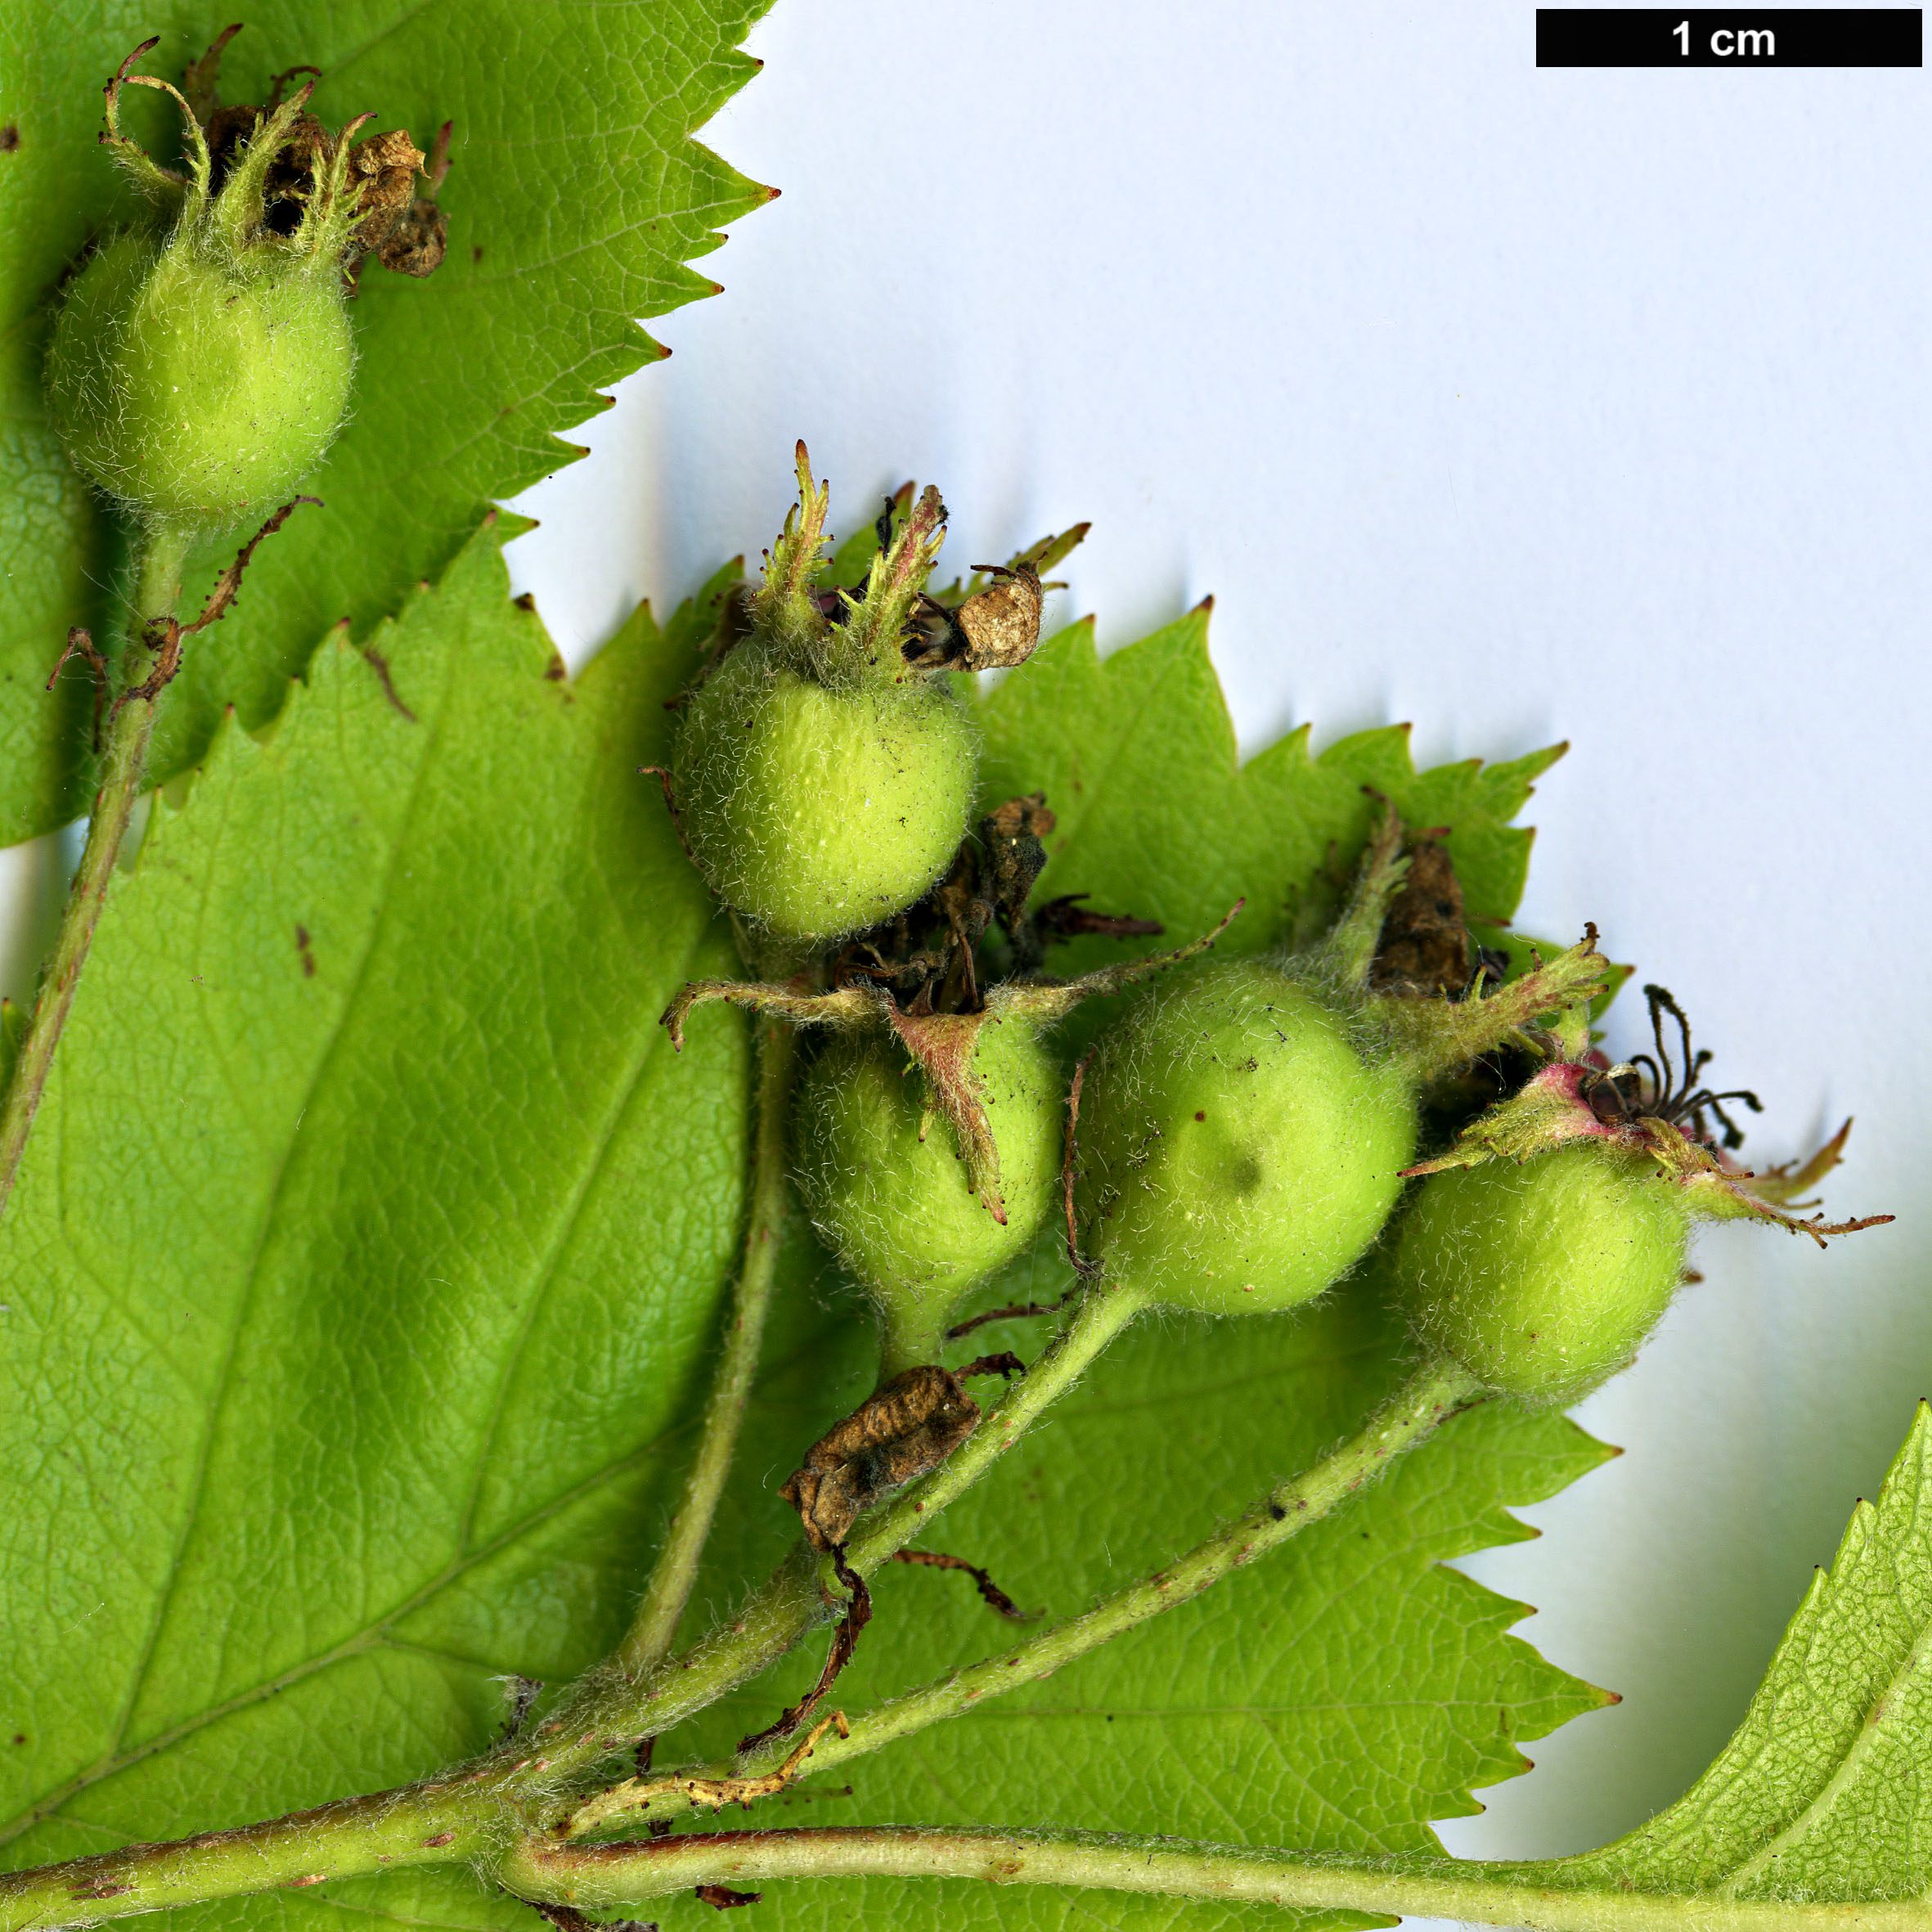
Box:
0;0;774;843
2;558;1611;1932
1559;1400;1932;1907
0;523;749;1883
973;609;1564;1058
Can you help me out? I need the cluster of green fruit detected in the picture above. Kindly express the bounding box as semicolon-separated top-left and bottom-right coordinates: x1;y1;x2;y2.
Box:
664;457;1887;1412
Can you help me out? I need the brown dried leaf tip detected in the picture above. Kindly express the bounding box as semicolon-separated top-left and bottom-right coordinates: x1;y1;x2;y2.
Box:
780;1365;985;1552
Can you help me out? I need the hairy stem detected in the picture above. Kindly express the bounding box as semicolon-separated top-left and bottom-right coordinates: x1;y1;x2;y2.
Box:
0;1778;501;1932
845;1278;1149;1570
566;1355;1483;1835
503;1827;1932;1929
523;1279;1152;1797
0;523;193;1220
618;1020;799;1674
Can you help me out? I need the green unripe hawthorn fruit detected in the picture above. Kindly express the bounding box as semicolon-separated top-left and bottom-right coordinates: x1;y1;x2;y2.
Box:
672;642;977;946
1070;817;1610;1319
46;39;445;534
668;449;1013;946
1076;964;1418;1316
796;1022;1062;1376
1394;1144;1691;1403
47;231;354;528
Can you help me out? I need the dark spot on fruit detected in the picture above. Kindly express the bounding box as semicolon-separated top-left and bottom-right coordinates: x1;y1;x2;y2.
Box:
1194;1111;1205;1121
0;126;19;152
294;925;316;978
11;1733;25;1745
471;245;483;263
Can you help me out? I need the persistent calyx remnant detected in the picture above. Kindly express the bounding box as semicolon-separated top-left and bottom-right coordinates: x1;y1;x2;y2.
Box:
45;29;450;530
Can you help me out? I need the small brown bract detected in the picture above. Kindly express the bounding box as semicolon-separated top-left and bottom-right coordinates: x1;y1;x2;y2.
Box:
952;560;1044;670
780;1365;982;1551
1370;838;1472;997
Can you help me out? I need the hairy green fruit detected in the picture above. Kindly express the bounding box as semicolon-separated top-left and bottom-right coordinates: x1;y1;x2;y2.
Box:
1076;964;1417;1316
672;643;977;945
47;231;353;528
1394;1143;1691;1403
796;1022;1061;1374
44;39;447;534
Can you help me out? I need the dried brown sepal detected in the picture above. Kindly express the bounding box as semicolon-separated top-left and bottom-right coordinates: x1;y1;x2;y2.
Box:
779;1366;982;1553
1032;895;1166;947
1370;836;1476;997
660;979;878;1053
179;22;241;124
1368;923;1610;1087
892;1548;1035;1622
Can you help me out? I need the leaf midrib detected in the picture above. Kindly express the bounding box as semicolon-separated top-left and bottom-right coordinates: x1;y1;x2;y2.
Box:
0;1396;705;1849
1715;1528;1932;1897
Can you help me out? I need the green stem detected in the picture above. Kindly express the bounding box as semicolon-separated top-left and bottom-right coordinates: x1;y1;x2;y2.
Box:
502;1827;1932;1930
564;1356;1482;1835
875;1298;946;1383
524;1278;1152;1796
0;523;194;1220
0;1778;501;1932
845;1278;1150;1572
618;1021;798;1674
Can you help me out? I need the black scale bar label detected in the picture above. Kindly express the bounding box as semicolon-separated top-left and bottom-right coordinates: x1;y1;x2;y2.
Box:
1537;9;1923;65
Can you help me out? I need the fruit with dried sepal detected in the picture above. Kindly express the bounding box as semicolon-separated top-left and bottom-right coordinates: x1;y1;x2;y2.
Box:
668;447;1050;946
1072;812;1612;1318
45;32;447;533
1393;984;1893;1401
664;802;1234;1377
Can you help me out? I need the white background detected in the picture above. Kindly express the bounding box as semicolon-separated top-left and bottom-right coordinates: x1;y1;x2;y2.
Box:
9;3;1930;1920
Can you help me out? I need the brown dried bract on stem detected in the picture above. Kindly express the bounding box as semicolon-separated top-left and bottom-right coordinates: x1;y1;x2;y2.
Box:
115;497;321;714
738;1553;871;1755
780;1366;986;1554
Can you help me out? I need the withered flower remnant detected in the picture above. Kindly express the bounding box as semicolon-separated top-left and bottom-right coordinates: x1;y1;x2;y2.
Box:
1392;983;1892;1402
